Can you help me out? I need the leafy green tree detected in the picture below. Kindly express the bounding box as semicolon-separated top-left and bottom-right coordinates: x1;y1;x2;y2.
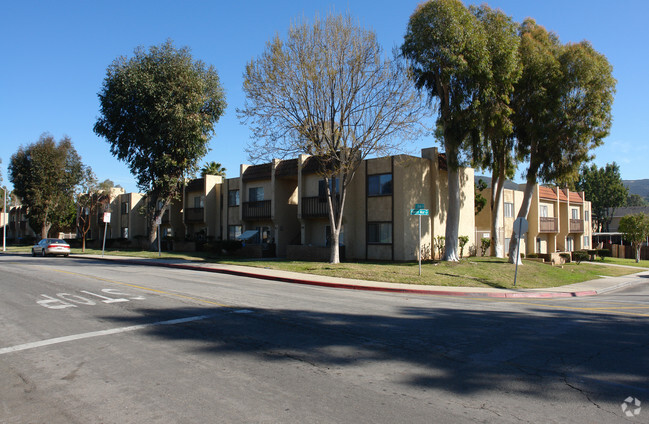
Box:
241;13;427;264
626;194;647;207
94;40;226;247
474;179;488;215
201;161;226;177
507;19;616;263
468;5;522;258
618;213;649;263
9;134;84;238
402;0;490;261
574;163;627;232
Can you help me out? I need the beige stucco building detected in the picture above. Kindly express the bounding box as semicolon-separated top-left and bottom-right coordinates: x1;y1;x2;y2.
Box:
475;182;592;257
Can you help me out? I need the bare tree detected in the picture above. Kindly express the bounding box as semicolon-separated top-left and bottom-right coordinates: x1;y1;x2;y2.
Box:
239;13;427;264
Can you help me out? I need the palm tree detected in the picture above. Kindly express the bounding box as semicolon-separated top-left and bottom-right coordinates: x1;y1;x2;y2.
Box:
201;161;226;177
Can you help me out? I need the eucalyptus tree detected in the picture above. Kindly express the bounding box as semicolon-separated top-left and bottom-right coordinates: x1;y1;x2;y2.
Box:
402;0;490;261
9;134;84;238
468;4;522;257
507;19;616;263
240;13;427;264
94;40;226;247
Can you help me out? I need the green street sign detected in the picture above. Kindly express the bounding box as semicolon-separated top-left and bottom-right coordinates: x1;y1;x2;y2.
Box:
414;203;425;210
410;209;429;216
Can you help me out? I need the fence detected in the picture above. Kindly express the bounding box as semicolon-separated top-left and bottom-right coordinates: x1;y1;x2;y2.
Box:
605;243;649;260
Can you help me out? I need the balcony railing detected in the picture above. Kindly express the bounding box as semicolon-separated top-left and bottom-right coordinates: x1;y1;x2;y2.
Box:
301;196;330;218
569;219;584;233
243;200;271;220
539;217;558;233
185;207;204;223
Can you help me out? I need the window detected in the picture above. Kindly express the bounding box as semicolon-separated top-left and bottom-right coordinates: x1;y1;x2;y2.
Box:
566;236;574;251
318;179;340;198
121;227;128;238
228;225;242;240
583;236;590;248
504;202;514;218
194;196;204;208
228;190;240;206
585;210;589;222
540;204;549;217
571;208;579;219
121;201;129;214
367;222;392;244
368;174;393;196
249;187;264;202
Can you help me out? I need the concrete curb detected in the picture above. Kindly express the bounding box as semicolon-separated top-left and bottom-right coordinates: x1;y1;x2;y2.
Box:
70;255;614;299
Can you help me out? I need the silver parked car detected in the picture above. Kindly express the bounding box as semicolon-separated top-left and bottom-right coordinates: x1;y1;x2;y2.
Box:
32;238;71;257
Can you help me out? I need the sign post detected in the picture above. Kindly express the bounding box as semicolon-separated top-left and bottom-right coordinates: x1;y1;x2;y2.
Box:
101;212;111;258
512;217;528;287
410;205;429;276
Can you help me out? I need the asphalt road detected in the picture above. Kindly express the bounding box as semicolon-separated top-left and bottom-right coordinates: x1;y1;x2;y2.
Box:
1;254;647;423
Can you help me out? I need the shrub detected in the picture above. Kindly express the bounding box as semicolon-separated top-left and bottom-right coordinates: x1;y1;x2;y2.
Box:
459;235;469;257
480;238;491;256
527;253;539;259
434;236;445;260
572;251;589;264
559;252;571;262
597;248;610;259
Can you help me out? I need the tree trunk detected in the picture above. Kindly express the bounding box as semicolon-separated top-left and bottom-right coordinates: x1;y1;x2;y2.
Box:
508;177;536;264
41;222;51;239
443;167;460;261
635;245;641;263
148;198;169;250
490;169;505;258
326;176;346;265
329;230;340;264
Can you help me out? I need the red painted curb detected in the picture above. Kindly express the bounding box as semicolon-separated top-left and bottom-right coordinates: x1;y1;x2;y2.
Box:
98;258;599;299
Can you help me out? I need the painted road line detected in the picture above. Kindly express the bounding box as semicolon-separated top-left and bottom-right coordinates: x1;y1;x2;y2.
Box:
0;314;216;356
48;268;231;308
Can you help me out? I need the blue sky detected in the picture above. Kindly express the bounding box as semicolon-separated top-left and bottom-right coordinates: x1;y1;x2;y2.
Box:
2;0;647;193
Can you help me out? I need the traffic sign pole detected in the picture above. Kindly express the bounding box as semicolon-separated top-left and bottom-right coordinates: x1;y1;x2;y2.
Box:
418;214;422;276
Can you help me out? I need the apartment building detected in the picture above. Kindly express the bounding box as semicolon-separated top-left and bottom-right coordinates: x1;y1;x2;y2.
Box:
476;182;592;257
216;147;474;261
7;147;475;261
183;174;225;241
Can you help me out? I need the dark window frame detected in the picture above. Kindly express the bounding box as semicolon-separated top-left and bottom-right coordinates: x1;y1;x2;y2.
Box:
228;189;240;206
367;174;393;197
367;221;393;245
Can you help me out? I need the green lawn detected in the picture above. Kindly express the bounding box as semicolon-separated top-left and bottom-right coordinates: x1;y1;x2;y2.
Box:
592;256;649;268
3;245;642;290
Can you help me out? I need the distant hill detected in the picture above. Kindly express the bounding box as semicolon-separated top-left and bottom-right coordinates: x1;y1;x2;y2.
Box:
623;179;649;200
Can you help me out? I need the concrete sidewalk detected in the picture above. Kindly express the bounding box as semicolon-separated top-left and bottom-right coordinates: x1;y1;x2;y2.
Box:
68;254;649;299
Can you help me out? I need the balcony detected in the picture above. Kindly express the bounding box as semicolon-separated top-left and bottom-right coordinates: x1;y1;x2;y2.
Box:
539;217;558;233
243;200;271;220
569;219;584;233
301;196;329;218
185;207;204;223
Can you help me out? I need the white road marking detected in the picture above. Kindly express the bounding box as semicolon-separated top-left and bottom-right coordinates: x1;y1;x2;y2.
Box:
0;314;215;356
